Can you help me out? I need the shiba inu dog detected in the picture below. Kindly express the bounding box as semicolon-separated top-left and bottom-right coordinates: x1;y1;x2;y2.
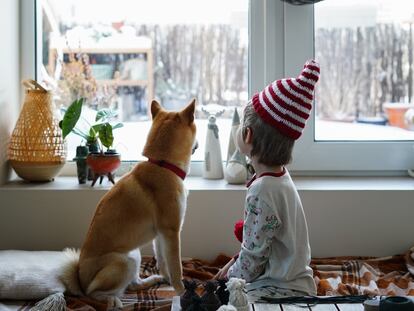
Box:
62;99;197;308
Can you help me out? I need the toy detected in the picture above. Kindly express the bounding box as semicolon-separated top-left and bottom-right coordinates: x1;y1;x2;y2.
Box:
217;305;237;311
234;220;244;243
180;279;199;311
200;281;221;311
216;279;230;305
226;278;249;311
187;296;207;311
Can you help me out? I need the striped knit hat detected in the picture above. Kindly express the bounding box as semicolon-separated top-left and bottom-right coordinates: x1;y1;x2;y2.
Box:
252;60;320;140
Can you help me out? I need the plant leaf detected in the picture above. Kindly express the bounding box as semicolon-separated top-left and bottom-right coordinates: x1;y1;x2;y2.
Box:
90;123;104;137
98;123;114;149
61;98;84;139
95;108;118;122
112;123;124;130
71;128;89;140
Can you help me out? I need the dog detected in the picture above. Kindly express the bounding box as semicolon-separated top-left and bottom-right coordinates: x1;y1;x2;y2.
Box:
61;99;197;308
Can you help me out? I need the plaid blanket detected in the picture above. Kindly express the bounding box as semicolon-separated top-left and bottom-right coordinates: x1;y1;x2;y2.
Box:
313;246;414;296
2;249;413;311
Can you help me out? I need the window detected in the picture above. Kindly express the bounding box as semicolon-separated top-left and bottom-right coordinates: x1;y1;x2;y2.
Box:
281;1;414;172
22;0;414;173
36;0;248;161
315;0;414;141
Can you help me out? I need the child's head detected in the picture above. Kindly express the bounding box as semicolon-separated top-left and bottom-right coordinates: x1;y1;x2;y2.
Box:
238;103;294;166
237;60;320;166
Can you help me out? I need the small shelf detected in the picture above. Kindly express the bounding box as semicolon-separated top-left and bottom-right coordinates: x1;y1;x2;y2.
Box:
48;44;154;118
57;48;152;54
97;80;148;87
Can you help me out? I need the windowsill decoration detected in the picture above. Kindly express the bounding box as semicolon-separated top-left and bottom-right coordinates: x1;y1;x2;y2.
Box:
202;107;224;179
60;98;123;186
7;80;66;182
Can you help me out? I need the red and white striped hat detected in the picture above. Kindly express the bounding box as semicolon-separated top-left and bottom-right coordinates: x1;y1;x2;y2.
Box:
252;60;320;140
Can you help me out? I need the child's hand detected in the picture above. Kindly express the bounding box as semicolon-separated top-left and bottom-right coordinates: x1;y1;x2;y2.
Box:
214;257;236;280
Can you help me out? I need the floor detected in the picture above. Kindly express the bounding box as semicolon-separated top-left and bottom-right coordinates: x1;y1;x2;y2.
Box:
252;304;364;310
171;297;365;311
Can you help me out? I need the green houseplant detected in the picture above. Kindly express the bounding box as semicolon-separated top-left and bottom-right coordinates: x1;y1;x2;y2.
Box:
60;98;123;186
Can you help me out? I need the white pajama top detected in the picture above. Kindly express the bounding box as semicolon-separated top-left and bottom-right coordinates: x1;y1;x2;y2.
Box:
227;169;316;295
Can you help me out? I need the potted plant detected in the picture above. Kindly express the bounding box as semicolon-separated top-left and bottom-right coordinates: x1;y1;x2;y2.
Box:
60;98;123;186
383;103;414;129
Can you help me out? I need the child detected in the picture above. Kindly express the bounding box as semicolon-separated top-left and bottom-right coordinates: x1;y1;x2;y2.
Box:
215;60;320;301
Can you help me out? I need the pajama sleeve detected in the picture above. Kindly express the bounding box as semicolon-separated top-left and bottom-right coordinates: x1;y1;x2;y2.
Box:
227;195;281;282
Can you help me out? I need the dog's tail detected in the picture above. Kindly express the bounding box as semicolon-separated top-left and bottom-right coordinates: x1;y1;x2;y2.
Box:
60;248;83;296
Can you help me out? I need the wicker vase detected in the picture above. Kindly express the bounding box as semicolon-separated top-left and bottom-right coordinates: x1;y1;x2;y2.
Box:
7;80;66;182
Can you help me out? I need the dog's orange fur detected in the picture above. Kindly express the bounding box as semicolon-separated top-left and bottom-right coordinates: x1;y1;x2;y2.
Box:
62;100;197;308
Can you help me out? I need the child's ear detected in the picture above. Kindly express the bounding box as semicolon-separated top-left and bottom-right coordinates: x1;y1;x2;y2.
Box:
244;127;253;144
180;98;196;124
151;100;162;119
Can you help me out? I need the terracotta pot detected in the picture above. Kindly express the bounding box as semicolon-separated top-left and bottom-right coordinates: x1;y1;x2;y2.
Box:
87;152;121;174
86;152;121;186
383;103;414;129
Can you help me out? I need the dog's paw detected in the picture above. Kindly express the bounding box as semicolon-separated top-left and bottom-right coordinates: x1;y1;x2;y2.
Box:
173;282;185;295
106;296;122;310
127;275;167;291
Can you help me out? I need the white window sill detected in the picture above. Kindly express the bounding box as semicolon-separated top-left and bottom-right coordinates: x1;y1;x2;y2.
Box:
2;176;414;191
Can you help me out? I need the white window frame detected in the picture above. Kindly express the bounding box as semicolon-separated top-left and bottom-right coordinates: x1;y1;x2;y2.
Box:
21;0;414;175
252;1;414;174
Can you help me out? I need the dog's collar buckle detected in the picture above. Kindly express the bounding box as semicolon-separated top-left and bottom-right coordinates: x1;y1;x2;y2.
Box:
147;158;187;180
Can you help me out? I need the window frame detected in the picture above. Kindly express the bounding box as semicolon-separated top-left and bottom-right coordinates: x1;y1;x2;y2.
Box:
265;2;414;174
21;0;414;175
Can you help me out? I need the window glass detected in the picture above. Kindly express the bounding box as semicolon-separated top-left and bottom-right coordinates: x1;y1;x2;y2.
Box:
315;0;414;141
40;0;248;160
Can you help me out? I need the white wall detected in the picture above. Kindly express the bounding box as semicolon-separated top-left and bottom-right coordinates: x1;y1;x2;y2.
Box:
0;1;413;261
0;0;20;185
0;185;413;260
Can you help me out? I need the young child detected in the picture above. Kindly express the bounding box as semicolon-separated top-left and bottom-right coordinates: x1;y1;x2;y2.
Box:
215;60;320;301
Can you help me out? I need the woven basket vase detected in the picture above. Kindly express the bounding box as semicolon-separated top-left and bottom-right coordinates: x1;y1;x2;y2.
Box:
8;80;66;181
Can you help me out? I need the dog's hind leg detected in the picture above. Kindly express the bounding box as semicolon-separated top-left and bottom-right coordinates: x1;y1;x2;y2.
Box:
127;248;167;291
86;253;137;308
160;229;185;294
127;274;166;291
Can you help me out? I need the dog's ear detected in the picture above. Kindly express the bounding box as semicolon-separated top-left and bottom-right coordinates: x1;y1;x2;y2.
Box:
180;99;196;124
151;100;162;119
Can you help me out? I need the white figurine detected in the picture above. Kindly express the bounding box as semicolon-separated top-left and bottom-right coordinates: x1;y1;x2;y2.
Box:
203;114;224;179
226;278;249;311
224;149;247;184
225;108;247;184
226;108;240;165
217;305;237;311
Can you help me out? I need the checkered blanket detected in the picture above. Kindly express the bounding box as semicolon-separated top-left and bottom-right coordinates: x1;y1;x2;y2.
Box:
1;249;413;310
313;246;414;296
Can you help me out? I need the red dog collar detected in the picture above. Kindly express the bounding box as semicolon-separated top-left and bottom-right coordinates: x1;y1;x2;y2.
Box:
148;158;187;180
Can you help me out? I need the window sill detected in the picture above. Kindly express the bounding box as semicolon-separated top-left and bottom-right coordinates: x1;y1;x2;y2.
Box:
2;175;414;191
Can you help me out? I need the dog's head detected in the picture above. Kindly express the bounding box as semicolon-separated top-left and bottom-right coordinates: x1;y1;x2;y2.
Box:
143;99;197;165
